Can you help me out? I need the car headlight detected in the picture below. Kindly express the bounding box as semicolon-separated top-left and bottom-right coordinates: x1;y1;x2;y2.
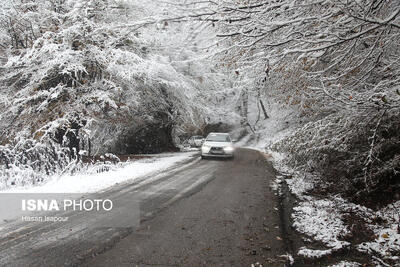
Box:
223;146;234;152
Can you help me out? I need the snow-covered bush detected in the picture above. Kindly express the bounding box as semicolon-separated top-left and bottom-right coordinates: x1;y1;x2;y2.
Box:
0;0;233;189
273;109;400;204
0;136;72;190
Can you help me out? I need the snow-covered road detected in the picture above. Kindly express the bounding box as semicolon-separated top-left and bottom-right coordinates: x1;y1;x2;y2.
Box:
4;152;199;194
0;149;287;266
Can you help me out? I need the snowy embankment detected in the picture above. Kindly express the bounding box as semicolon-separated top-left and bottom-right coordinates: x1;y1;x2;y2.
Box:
239;112;400;266
284;171;400;266
3;152;197;194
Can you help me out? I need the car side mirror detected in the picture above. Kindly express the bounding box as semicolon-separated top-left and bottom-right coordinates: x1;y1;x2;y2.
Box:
232;139;237;143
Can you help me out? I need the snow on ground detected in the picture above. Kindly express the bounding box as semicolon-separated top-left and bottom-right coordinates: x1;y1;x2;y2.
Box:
297;247;334;259
233;99;301;153
358;201;400;263
235;116;297;153
276;159;400;265
3;152;197;194
276;161;400;265
293;198;350;253
327;261;362;267
240;102;400;265
282;172;317;199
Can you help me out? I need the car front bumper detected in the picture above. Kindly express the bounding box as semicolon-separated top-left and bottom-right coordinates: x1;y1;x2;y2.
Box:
201;147;234;158
201;153;233;158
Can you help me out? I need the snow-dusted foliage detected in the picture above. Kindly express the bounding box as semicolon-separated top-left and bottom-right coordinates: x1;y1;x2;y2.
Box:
0;0;231;189
179;0;400;200
273;110;400;202
188;0;400;111
0;134;72;190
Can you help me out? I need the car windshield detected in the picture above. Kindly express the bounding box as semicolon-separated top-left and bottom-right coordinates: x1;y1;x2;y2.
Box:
206;134;231;142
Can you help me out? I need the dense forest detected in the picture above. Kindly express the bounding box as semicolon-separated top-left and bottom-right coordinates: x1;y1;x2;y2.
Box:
0;0;399;209
0;1;399;265
0;0;237;188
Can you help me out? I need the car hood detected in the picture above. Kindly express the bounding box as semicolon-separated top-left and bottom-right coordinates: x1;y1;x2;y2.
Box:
203;142;232;147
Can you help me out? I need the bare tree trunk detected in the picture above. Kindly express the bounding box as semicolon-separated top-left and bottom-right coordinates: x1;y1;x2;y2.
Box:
88;137;92;157
240;88;249;125
259;100;269;119
246;122;255;134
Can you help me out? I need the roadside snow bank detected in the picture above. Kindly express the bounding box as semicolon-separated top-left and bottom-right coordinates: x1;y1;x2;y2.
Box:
242;128;400;265
293;198;350;252
358;201;400;263
272;153;400;265
4;152;197;193
235;102;400;265
234;102;301;152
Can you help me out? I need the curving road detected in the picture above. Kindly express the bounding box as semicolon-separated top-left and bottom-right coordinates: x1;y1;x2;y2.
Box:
0;148;286;267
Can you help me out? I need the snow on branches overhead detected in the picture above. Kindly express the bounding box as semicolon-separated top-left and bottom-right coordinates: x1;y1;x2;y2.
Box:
180;0;400;113
0;0;231;189
171;0;400;201
0;0;210;146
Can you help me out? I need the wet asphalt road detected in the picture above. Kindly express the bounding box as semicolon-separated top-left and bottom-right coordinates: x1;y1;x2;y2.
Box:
0;148;286;266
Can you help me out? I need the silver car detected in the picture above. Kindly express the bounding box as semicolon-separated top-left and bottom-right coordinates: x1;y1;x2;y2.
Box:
188;135;204;147
201;133;235;159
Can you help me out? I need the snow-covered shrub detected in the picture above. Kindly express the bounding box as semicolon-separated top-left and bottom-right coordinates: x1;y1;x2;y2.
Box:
273;109;400;205
0;136;72;190
0;0;233;189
